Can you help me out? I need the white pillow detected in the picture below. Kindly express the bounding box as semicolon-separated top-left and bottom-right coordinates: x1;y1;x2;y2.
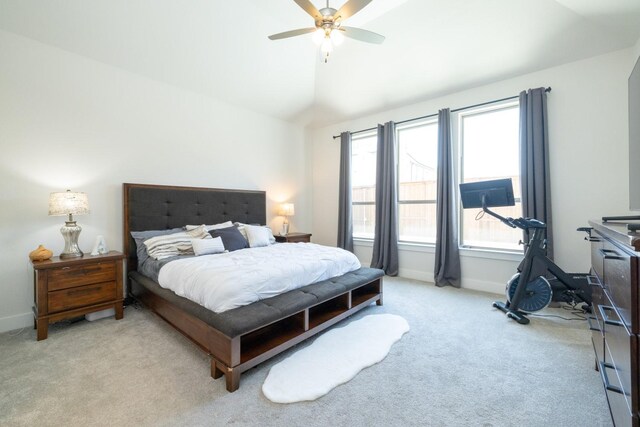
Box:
245;225;273;248
185;221;233;232
192;237;226;256
236;222;276;244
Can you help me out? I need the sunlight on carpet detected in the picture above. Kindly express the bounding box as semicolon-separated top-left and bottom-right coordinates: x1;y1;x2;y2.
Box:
262;314;410;403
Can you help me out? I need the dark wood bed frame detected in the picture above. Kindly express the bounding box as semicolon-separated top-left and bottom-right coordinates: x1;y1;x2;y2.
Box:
123;183;383;391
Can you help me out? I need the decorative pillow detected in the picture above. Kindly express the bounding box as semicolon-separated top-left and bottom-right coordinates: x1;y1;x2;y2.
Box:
192;236;225;256
144;225;210;260
209;225;249;252
234;222;249;240
245;225;273;248
131;227;183;266
185;221;233;232
235;222;276;244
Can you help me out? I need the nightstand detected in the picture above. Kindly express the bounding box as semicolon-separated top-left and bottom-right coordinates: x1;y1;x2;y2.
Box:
31;251;125;340
274;232;312;243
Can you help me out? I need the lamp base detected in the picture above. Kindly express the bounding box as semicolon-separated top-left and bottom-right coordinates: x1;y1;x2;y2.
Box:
280;223;290;236
59;221;84;259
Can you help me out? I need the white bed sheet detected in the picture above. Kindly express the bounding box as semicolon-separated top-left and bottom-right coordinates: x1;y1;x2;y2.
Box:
157;243;361;313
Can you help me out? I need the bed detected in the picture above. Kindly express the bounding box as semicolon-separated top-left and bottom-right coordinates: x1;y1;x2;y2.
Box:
123;183;384;391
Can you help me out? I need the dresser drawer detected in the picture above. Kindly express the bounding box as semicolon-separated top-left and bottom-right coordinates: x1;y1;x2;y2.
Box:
602;297;633;412
602;241;635;331
48;262;116;291
589;281;605;364
591;237;605;281
602;342;633;427
48;281;117;313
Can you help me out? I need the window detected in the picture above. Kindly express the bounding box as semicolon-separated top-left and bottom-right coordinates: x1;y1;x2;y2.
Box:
397;121;438;243
349;98;523;252
459;102;521;250
351;133;377;239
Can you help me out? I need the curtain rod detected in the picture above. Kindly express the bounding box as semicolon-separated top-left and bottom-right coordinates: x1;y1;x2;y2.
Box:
332;87;552;139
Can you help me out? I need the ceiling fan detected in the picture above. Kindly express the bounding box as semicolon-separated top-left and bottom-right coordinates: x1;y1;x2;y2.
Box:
268;0;385;61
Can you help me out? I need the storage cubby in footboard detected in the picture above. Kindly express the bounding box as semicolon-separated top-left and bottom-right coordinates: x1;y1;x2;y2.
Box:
352;278;382;307
240;311;306;364
214;275;383;392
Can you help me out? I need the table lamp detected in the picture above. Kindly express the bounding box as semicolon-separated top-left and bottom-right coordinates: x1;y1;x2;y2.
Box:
278;203;295;236
48;190;90;259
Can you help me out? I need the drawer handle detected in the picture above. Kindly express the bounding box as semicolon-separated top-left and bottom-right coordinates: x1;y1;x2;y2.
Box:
586;275;601;287
599;361;625;395
599;248;623;260
67;286;100;296
588;237;602;242
598;305;624;327
586;316;601;332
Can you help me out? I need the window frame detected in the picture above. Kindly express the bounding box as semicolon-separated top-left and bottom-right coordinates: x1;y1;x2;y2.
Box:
395;118;439;245
351;130;378;240
456;100;522;252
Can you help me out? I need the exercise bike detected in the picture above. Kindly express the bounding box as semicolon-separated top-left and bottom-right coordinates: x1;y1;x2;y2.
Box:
459;178;593;325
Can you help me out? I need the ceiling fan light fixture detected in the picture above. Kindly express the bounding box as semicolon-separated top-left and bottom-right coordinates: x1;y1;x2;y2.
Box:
320;37;333;54
312;28;326;45
330;29;344;45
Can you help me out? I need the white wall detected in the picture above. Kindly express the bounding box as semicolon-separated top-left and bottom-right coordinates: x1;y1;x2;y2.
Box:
310;48;637;294
0;30;310;333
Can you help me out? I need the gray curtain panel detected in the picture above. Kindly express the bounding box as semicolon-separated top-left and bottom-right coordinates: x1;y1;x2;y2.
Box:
370;122;399;276
337;131;354;252
519;88;553;260
434;108;461;288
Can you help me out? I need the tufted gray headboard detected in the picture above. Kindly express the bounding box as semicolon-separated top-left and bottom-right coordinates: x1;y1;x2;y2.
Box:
123;183;266;273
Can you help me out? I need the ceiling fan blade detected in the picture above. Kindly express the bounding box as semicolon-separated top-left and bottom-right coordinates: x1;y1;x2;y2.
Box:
268;27;316;40
340;26;385;44
293;0;322;20
335;0;373;22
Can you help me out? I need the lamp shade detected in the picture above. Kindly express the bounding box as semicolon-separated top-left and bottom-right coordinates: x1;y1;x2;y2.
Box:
48;190;90;216
279;203;295;217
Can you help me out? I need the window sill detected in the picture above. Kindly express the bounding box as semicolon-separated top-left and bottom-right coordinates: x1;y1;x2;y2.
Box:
459;247;523;261
354;238;523;261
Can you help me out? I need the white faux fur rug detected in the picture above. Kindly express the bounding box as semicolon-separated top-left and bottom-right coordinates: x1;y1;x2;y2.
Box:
262;313;410;403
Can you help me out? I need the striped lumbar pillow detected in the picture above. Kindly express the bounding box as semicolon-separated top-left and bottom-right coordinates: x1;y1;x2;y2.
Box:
144;225;210;260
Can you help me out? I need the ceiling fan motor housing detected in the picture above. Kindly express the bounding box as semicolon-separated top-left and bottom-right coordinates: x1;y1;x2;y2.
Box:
316;7;338;29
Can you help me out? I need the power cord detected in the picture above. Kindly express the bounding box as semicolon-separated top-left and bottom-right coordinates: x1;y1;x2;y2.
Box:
528;302;588;321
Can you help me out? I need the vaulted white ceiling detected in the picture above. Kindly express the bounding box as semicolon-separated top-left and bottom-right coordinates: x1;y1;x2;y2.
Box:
1;0;639;128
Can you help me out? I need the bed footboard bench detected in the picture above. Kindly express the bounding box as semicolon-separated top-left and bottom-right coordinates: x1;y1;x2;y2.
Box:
129;267;384;391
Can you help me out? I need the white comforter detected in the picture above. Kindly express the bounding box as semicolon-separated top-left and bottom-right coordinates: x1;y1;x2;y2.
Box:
157;243;361;313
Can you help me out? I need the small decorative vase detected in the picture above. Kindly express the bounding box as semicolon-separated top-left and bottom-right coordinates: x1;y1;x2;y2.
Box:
29;245;53;262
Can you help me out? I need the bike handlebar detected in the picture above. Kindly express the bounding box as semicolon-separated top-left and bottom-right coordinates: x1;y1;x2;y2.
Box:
482;206;546;230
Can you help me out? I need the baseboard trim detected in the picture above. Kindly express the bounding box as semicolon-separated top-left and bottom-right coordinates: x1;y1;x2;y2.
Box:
0;312;33;334
396;270;504;295
398;268;434;283
460;278;504;295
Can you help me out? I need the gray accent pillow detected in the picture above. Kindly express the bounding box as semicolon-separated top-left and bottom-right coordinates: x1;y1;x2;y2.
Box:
131;228;183;268
209;225;249;252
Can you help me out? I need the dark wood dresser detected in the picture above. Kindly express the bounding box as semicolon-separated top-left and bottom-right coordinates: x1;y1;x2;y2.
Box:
31;251;125;340
589;220;640;427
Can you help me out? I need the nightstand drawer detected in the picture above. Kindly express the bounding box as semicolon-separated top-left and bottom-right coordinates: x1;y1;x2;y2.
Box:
274;233;312;243
285;236;309;243
48;262;116;291
48;281;117;313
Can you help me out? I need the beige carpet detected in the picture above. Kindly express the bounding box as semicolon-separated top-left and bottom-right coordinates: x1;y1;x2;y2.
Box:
0;277;611;427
